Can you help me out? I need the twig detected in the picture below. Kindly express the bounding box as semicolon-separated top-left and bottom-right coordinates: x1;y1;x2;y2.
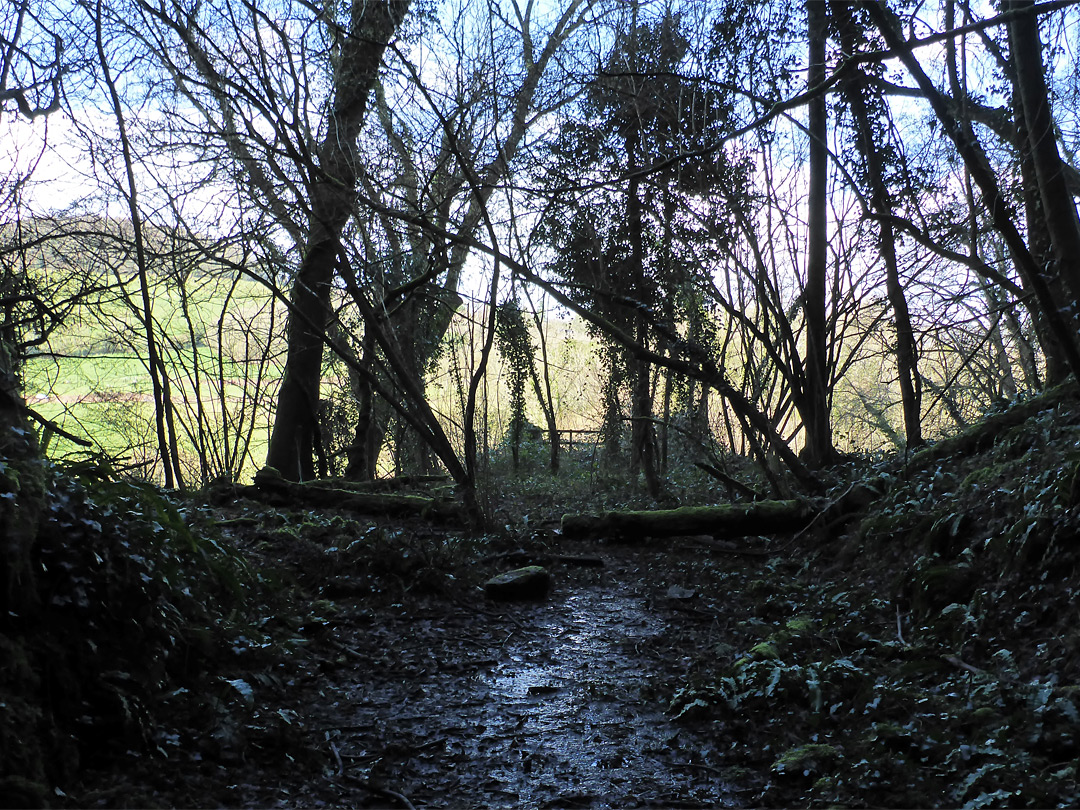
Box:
25;408;94;447
340;774;417;810
692;461;765;501
328;740;344;776
942;654;1021;685
943;654;989;677
895;603;907;647
684;542;771;558
327;638;366;661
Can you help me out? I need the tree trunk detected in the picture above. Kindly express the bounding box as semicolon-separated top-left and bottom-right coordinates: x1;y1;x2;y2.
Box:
835;4;923;448
526;300;561;476
352;1;591;484
625;126;662;498
1006;0;1080;323
0;340;43;616
1014;86;1069;383
265;0;411;481
802;0;833;467
990;240;1042;390
561;500;815;541
944;0;1065;385
95;3;179;487
982;280;1020;400
602;354;622;467
251;468;464;522
339;327;379;480
908;378;1078;472
865;1;1080;380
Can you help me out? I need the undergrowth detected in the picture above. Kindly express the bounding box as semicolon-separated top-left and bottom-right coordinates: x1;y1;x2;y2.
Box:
667;398;1080;808
6;389;1080;808
0;462;278;807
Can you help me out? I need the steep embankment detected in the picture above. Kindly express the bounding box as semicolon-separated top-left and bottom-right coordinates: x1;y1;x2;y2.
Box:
667;381;1080;807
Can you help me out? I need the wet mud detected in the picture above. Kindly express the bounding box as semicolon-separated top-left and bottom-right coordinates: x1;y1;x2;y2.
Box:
245;548;744;808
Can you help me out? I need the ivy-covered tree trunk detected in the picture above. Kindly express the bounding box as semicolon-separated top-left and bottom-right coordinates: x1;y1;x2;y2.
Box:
265;0;411;481
625;128;662;498
495;301;534;473
600;342;624;468
0;339;44;618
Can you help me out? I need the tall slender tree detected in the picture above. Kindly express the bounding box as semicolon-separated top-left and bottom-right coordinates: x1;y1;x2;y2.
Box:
865;0;1080;380
834;2;922;447
802;0;833;467
1004;0;1080;326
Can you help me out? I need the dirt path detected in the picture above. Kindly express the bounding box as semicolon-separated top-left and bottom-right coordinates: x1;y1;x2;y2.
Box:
236;546;747;808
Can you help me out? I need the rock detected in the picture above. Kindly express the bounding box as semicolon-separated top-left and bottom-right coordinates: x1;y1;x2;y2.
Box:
484;565;552;601
665;584;696;600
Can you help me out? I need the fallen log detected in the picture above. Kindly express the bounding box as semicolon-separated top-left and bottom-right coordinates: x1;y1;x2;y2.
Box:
341;474;451;492
907;379;1079;473
560;499;815;541
243;467;466;522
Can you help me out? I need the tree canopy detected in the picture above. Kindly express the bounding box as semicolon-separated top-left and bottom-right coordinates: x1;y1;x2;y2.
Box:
3;0;1080;518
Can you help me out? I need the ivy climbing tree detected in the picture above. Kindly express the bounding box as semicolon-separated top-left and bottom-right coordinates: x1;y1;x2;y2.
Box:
495;299;537;472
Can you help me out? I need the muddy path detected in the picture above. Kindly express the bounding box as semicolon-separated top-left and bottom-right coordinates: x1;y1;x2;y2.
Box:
233;544;752;808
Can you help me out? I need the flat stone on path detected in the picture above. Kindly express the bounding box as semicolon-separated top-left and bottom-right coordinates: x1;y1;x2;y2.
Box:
484;565;552;601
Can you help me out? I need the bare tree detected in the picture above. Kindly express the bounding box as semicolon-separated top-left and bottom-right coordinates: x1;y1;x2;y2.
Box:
0;0;68;615
1005;0;1080;323
865;0;1080;380
834;1;922;448
0;0;65;121
802;0;833;467
91;0;183;487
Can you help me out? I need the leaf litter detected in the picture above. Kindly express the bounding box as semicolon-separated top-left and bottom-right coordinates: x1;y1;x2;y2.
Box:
66;507;753;808
65;395;1080;808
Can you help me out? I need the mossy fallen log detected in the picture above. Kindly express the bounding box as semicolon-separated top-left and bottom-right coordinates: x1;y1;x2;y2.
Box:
907;379;1079;473
247;467;465;522
561;500;815;540
340;474;451;492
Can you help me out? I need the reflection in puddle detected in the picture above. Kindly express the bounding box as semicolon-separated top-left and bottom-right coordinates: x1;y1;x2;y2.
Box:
305;576;739;809
476;590;732;808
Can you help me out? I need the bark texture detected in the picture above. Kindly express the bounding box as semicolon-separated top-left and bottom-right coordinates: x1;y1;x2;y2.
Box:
1005;0;1080;321
835;3;922;447
866;1;1080;379
802;0;833;467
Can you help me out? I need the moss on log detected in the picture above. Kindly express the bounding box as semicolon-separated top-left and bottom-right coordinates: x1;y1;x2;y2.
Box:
561;500;815;540
249;468;465;522
907;380;1079;473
